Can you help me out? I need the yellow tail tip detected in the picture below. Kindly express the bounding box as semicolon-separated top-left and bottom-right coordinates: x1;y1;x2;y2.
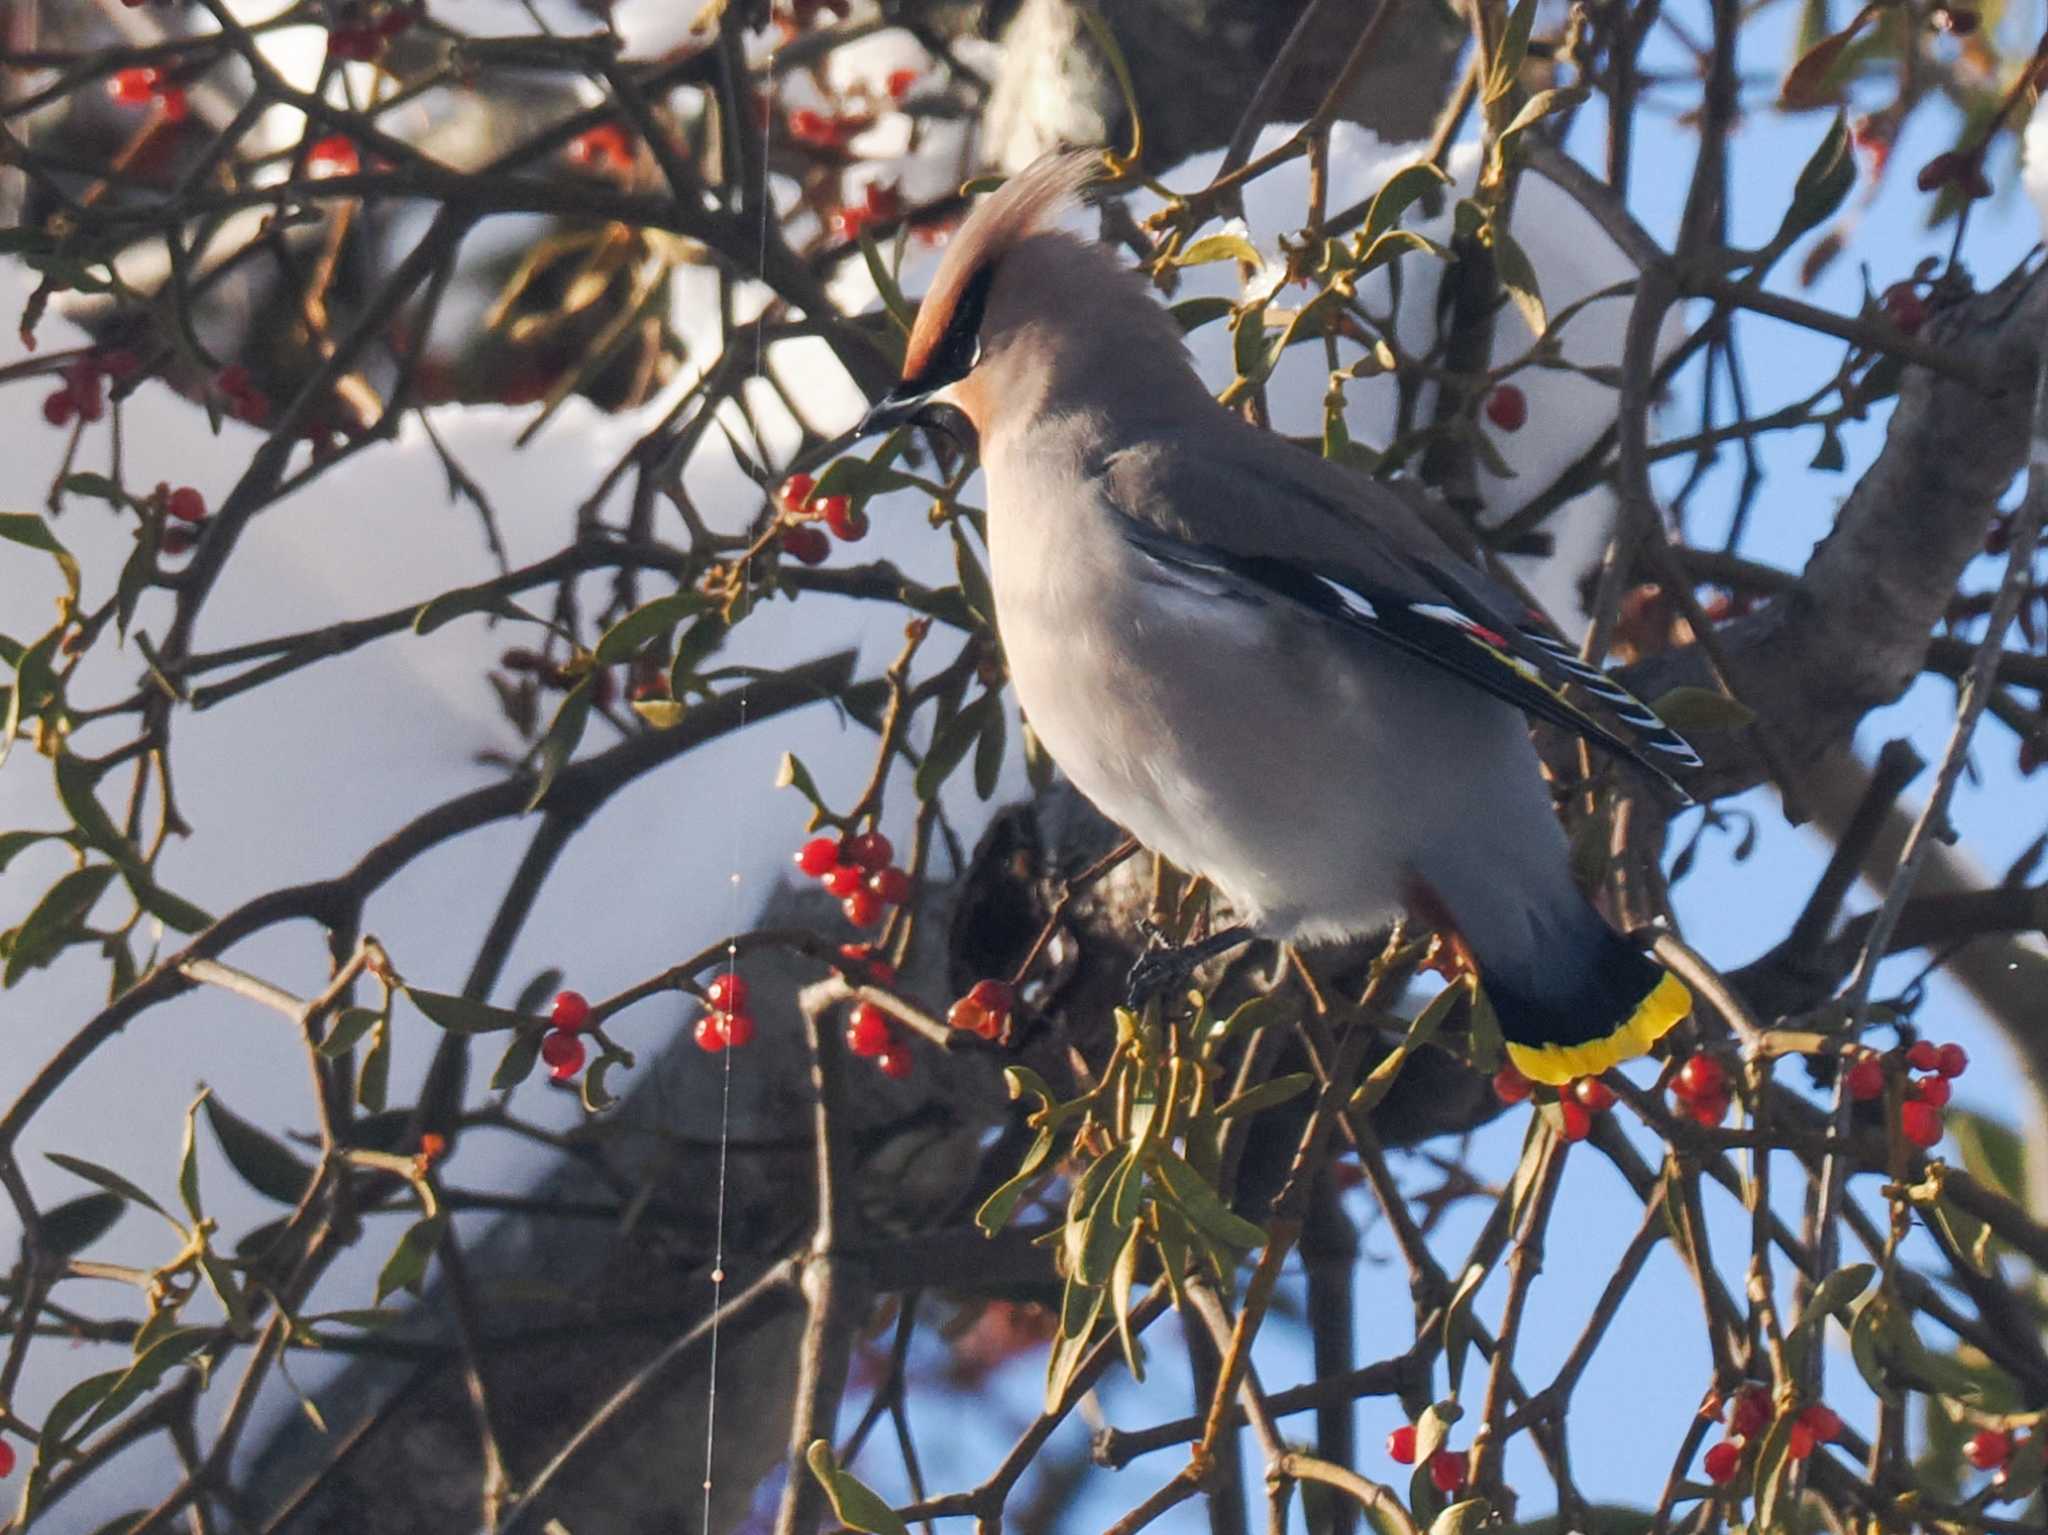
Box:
1503;972;1692;1086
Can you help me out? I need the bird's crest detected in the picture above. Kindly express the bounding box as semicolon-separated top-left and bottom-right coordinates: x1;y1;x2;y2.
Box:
902;150;1104;383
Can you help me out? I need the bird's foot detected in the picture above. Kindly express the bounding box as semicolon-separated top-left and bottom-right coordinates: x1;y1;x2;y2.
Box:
1124;924;1256;1011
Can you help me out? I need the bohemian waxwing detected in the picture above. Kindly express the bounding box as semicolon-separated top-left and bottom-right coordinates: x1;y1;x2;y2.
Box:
856;151;1701;1085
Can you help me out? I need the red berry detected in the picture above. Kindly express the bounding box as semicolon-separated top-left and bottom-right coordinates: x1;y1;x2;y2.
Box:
947;997;991;1034
846;831;893;870
1675;1054;1726;1102
822;863;866;898
540;1029;586;1079
842;888;883;928
967;979;1016;1017
1386;1425;1417;1464
1785;1420;1816;1461
706;973;748;1013
1915;1074;1952;1108
1900;1099;1943;1148
549;989;591;1032
1573;1077;1617;1113
781;526;830;564
1882;285;1928;336
788;108;833;145
568;124;632;170
1492;1066;1532;1105
718;1009;755;1049
838;943;897;985
693;1013;728;1053
797;836;841;877
1908;1040;1940;1072
1729;1386;1771;1439
166;486;207;523
1689;1090;1731;1128
418;1132;447;1162
1967;1430;2013;1470
886;68;920;99
1936;1042;1969;1079
846;1002;892;1057
1428;1449;1465;1494
869;865;912;905
829;205;872;241
1484;384;1527;432
1702;1440;1740;1484
876;1048;912;1080
155;86;188;122
821;496;868;542
1845;1056;1885;1102
1558;1099;1592;1142
1801;1404;1843;1443
0;1439;14;1478
863;182;902;220
307;134;360;177
108;67;157;104
41;389;75;427
780;472;816;511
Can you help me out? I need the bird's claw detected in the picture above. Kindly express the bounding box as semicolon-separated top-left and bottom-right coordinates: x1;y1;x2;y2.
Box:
1123;924;1256;1011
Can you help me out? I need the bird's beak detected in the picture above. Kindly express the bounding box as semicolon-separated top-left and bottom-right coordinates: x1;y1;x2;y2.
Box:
855;382;936;440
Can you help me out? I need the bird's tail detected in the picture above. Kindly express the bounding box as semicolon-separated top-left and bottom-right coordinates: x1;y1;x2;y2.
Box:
1470;908;1692;1086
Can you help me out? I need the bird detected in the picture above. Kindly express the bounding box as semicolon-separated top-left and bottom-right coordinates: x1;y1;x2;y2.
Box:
855;151;1701;1086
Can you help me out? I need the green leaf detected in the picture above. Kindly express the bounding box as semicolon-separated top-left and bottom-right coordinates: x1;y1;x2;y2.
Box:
40;1367;125;1449
1110;1225;1145;1381
1849;1295;1899;1406
405;986;531;1035
776;750;830;817
40;1192;125;1259
58;472;123;504
2;629;61;772
46;1152;171;1222
916;690;1001;800
0;829;72;874
490;1028;546;1092
317;1006;382;1058
357;1020;390;1114
974;1127;1056;1236
668;614;727;693
374;1214;446;1302
1358;228;1447;277
1648;686;1757;733
1773;113;1854;249
201;1095;315;1206
525;677;593;813
1486;0;1540;102
1149;1147;1267;1251
177;1090;206;1223
1361;162;1451;250
77;1326;213;1439
411;585;548;636
0;514;80;604
1231;301;1273;385
581;1049;625;1112
54;753;211;934
114;521;158;639
857;228;918;336
5;864;118;987
805;1440;910;1535
1353;980;1466;1112
1810;423;1846;471
1430;1499;1492;1535
972;692;1007;800
1442;1261;1491;1397
1500;87;1587;143
1486;226;1546;337
952;526;997;629
1213;1072;1315;1120
1177;231;1263;268
1950;1109;2028;1208
1171;296;1235;333
593;592;712;666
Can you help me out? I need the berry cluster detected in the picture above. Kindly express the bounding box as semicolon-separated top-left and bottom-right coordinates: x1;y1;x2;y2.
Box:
844;1000;912;1079
328;2;418;62
776;473;867;563
1701;1388;1842;1485
41;350;137;428
1967;1427;2015;1472
107;67;188;121
1385;1425;1466;1493
541;989;592;1082
1484;383;1527;433
829;181;903;243
947;979;1014;1041
568;123;634;174
795;830;911;928
1558;1076;1616;1142
787;107;872;152
306;134;361;178
1668;1052;1731;1127
692;972;758;1054
1844;1038;1966;1148
214;364;271;426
